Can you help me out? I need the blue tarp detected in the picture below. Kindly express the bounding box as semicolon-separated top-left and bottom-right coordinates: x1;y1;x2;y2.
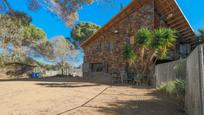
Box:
31;72;40;78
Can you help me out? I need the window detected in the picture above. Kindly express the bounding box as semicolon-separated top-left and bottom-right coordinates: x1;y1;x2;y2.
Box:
91;63;103;72
96;41;101;51
83;63;89;72
87;47;90;54
110;42;113;53
125;36;130;44
106;41;113;53
179;44;191;58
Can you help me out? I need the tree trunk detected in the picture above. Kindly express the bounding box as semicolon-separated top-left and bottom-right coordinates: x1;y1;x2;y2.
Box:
140;46;145;67
61;68;64;76
147;57;158;86
142;50;156;75
125;61;129;74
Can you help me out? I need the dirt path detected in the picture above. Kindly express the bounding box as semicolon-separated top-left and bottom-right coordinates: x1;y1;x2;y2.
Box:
0;80;186;115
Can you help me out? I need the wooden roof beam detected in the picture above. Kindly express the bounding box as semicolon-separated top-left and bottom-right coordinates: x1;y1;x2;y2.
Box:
169;23;188;28
183;39;196;46
185;40;195;45
182;33;195;39
167;15;183;24
173;24;190;31
178;28;191;34
186;39;196;45
156;0;173;13
168;18;186;27
179;29;193;35
184;36;196;41
180;31;195;37
156;0;178;18
166;12;182;20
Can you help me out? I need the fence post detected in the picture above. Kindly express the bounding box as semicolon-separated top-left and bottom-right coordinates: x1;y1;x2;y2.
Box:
198;45;204;115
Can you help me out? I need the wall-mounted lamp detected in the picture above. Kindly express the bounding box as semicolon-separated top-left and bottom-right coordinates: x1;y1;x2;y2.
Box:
166;13;173;19
114;30;119;34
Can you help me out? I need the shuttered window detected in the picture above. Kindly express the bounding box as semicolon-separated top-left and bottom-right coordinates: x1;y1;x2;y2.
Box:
130;36;134;45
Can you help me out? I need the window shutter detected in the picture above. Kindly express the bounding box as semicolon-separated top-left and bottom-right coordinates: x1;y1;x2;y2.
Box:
130;36;134;45
103;62;108;73
83;63;88;72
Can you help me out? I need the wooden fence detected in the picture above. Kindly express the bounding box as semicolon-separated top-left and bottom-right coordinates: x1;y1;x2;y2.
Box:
155;45;204;115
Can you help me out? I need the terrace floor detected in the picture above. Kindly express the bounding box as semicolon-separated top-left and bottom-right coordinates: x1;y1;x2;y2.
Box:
0;77;186;115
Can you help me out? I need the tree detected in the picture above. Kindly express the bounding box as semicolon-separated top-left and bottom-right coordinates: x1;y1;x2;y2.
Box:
32;40;54;60
0;14;26;61
71;22;100;44
0;0;95;26
123;27;177;83
154;28;177;58
50;36;79;75
139;28;176;77
0;14;49;63
197;29;204;45
22;24;46;46
0;0;120;27
0;14;24;45
122;44;137;72
135;28;153;71
7;10;32;24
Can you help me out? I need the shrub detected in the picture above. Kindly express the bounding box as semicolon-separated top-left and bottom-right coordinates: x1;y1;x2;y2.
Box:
174;80;185;97
159;79;185;108
159;79;185;97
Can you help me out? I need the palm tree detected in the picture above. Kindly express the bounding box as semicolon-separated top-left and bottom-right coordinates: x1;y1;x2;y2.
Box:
199;29;204;36
135;28;153;73
154;28;177;59
136;28;153;57
122;44;137;73
133;27;177;83
197;29;204;45
122;27;177;84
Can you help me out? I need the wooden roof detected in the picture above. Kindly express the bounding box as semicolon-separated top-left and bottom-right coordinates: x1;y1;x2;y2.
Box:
155;0;196;47
80;0;196;48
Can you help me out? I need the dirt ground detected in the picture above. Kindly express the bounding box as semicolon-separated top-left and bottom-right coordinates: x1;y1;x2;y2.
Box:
0;78;186;115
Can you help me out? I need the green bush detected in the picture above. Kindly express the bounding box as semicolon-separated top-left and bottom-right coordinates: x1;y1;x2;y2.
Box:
159;79;185;97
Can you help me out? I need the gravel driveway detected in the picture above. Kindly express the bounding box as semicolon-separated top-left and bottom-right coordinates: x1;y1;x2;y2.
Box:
0;79;186;115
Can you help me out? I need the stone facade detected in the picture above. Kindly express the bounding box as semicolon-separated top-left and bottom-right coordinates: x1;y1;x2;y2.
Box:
82;1;156;78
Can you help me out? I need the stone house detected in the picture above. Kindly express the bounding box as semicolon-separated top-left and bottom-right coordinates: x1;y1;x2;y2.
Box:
80;0;196;79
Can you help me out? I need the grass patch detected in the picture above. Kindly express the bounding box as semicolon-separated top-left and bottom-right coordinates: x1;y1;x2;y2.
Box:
159;79;185;108
159;79;185;97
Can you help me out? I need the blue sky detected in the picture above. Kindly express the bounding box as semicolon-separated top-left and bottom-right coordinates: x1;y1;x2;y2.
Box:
177;0;204;33
8;0;204;38
8;0;131;39
7;0;204;66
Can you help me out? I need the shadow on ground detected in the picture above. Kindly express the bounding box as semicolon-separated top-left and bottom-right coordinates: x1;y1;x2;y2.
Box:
0;76;187;115
83;90;186;115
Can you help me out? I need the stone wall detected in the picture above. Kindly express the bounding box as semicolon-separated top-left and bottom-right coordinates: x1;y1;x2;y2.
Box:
83;1;155;77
